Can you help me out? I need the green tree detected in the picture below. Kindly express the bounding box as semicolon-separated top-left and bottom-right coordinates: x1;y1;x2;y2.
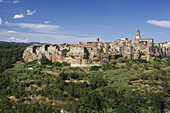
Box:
39;54;52;65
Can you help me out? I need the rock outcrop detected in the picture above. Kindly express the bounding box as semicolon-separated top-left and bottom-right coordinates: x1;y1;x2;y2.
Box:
23;30;170;65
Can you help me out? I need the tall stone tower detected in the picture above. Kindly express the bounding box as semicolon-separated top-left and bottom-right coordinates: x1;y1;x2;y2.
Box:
96;38;99;42
135;29;141;39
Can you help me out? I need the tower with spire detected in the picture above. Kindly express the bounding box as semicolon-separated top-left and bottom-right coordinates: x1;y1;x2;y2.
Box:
135;29;141;39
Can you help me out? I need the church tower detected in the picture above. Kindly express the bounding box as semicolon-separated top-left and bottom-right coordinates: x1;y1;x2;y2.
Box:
96;38;99;42
135;29;141;39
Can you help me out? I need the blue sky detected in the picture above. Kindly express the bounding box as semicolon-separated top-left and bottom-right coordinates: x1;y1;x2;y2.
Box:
0;0;170;44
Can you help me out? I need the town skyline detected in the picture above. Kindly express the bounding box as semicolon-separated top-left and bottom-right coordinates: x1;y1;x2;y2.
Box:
0;0;170;44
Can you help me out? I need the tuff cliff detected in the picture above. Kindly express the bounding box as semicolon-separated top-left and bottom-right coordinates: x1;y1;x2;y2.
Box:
23;30;170;66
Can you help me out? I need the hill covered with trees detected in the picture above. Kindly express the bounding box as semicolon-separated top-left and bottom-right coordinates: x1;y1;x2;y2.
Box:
0;44;28;73
0;53;169;112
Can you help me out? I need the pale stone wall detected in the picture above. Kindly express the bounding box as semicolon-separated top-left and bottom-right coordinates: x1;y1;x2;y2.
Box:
23;30;170;64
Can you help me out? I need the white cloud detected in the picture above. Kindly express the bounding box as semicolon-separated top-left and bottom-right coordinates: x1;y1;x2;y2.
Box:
10;37;28;42
7;23;61;33
5;21;9;24
8;30;17;33
96;25;112;29
147;20;170;28
14;13;24;19
27;10;36;15
0;0;19;4
44;21;50;24
0;28;97;44
10;37;15;40
0;18;2;25
13;0;19;4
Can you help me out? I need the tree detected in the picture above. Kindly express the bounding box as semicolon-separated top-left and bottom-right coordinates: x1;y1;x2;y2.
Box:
152;61;160;69
39;54;52;65
90;66;101;71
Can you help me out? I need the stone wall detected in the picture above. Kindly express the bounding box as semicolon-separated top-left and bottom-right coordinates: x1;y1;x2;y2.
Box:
23;30;170;65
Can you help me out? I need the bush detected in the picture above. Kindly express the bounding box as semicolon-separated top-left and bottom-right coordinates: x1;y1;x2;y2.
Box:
59;71;67;80
152;61;160;69
110;60;116;64
90;66;101;71
62;62;70;66
70;73;79;79
132;64;138;70
45;65;53;69
161;81;168;88
117;57;126;63
53;62;62;67
18;97;25;103
161;58;170;66
39;55;52;65
37;81;42;87
148;81;158;86
140;73;149;80
28;60;38;65
127;81;133;85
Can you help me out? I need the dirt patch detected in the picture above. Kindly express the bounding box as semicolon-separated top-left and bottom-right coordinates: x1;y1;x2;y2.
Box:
65;80;89;84
9;96;18;102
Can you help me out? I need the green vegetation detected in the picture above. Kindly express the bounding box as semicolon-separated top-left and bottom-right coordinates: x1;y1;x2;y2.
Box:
0;44;28;73
0;45;169;112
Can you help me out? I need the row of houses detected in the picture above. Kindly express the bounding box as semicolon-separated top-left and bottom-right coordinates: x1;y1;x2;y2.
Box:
23;30;170;65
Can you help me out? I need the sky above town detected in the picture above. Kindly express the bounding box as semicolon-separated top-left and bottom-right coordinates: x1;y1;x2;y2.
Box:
0;0;170;44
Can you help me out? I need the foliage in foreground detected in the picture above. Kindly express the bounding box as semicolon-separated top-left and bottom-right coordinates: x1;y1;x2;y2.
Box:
0;44;28;73
0;56;170;112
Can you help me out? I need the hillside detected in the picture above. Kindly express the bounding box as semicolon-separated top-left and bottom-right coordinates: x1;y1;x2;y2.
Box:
0;56;169;112
0;44;29;73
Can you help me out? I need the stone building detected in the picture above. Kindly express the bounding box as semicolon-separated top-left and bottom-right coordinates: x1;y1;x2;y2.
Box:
23;30;170;66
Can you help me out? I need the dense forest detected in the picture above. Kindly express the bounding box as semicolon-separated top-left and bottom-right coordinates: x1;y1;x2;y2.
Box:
0;44;170;113
0;44;28;73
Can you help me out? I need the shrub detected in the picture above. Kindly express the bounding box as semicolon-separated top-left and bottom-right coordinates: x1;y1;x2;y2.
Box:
18;97;25;103
152;61;160;69
62;62;70;66
140;73;149;80
45;65;53;69
110;60;116;64
90;66;101;71
39;54;52;65
117;57;126;63
37;81;42;87
148;81;158;86
53;62;62;67
70;73;79;79
59;71;67;80
161;58;170;66
132;64;138;70
127;81;133;85
161;81;168;88
28;60;38;65
71;56;75;59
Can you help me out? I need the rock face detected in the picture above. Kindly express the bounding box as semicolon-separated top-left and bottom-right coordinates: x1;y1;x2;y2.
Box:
23;30;170;65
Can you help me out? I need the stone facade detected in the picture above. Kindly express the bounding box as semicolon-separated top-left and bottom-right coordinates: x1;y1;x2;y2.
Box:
23;30;170;65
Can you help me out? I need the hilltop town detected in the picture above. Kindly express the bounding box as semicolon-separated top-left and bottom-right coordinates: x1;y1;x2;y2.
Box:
23;29;170;66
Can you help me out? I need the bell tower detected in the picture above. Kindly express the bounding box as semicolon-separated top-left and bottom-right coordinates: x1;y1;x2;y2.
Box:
96;38;99;42
135;29;141;39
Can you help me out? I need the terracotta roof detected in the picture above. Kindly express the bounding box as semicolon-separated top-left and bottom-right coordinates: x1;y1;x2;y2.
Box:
42;44;49;46
51;44;56;46
70;44;83;47
154;42;160;44
28;44;40;48
86;41;98;43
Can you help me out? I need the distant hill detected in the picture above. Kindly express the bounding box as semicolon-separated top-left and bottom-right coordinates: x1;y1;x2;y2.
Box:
0;41;50;45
